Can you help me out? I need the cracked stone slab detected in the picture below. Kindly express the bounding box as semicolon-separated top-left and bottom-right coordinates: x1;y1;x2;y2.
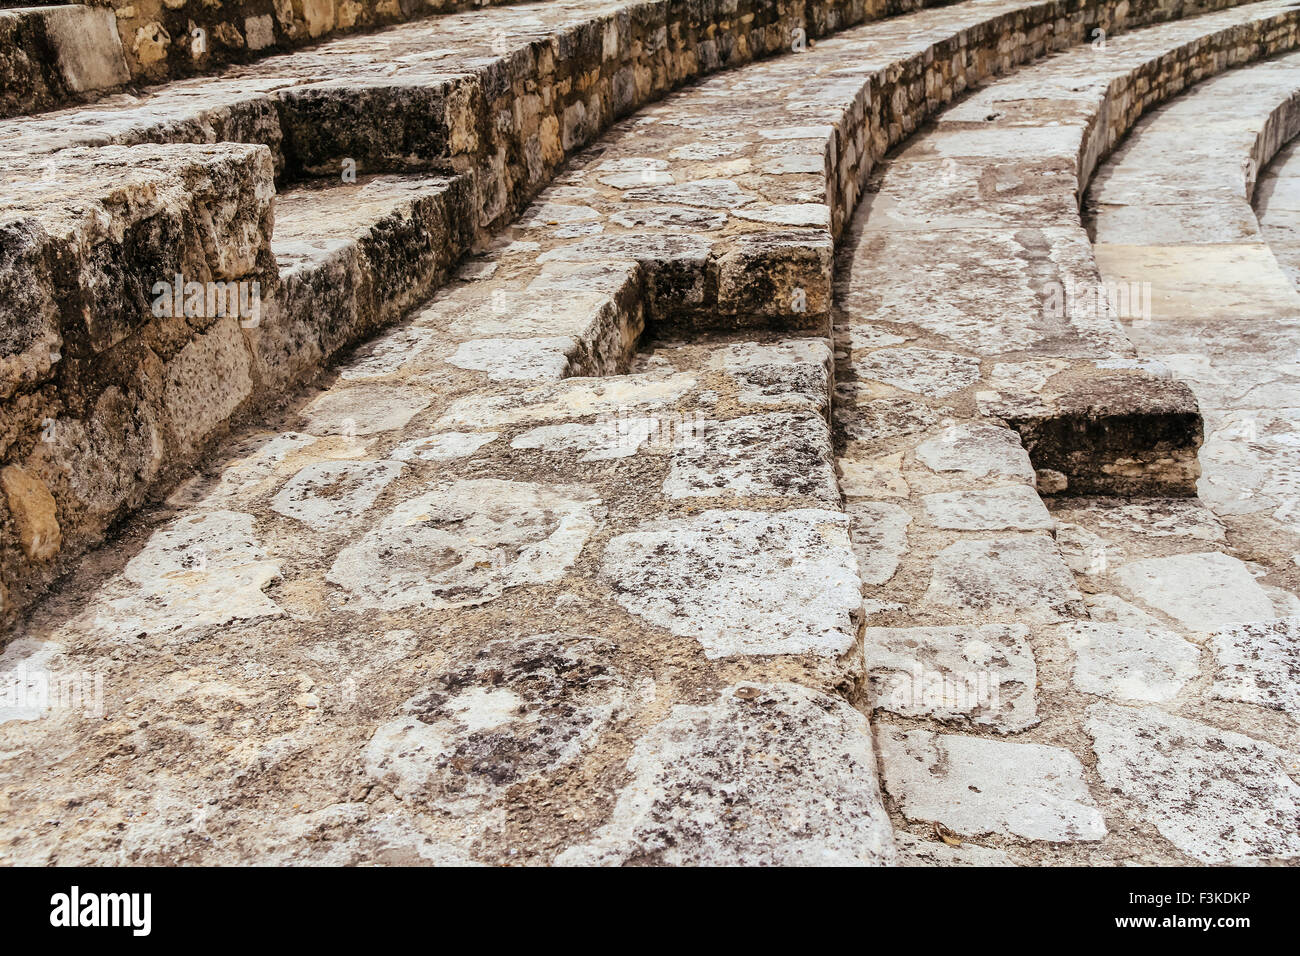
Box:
915;424;1036;481
270;459;404;525
662;412;839;504
866;624;1038;731
557;683;894;866
921;485;1054;531
1210;618;1300;716
89;511;282;640
365;634;630;817
1062;621;1200;704
1115;552;1277;631
328;479;603;610
923;536;1085;623
878;726;1106;842
601;509;861;659
1086;703;1300;863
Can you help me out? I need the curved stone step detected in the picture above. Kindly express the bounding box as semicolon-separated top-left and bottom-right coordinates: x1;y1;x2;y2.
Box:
2;0;957;626
837;3;1300;863
839;0;1300;501
1090;50;1300;518
1;0;1291;868
1069;55;1300;865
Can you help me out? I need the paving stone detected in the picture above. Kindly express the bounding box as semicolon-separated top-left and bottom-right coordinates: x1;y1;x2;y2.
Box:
847;500;911;585
878;727;1106;842
510;418;659;461
1086;703;1300;863
894;832;1016;866
1062;621;1200;703
866;624;1038;731
858;347;981;397
270;459;404;525
601;509;861;659
923;536;1086;623
1210;617;1300;716
89;511;282;640
447;337;574;381
623;178;757;208
1115;552;1277;631
328;480;603;611
921;485;1054;531
557;683;895;866
387;432;498;462
365;634;630;813
915;424;1036;481
301;385;433;436
662;412;839;504
436;375;696;430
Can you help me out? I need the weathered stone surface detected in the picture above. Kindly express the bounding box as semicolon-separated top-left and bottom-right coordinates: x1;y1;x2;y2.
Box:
328;480;603;611
866;624;1038;731
365;634;630;813
1063;621;1200;703
270;459;404;526
921;486;1054;531
895;832;1016;866
915;425;1036;482
601;509;861;659
1;464;60;561
1086;703;1300;863
0;637;60;723
662;412;839;505
923;536;1086;623
558;683;895;866
301;385;432;437
1115;552;1276;631
858;347;981;397
89;511;282;640
847;500;910;585
878;727;1106;842
388;432;497;462
1210;618;1300;716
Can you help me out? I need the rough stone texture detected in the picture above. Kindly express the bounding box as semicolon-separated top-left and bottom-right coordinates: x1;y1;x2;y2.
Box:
877;726;1107;842
0;4;129;117
1210;618;1300;716
923;536;1086;624
365;633;632;818
1062;621;1199;703
1115;551;1276;631
601;509;861;659
328;479;604;610
865;624;1038;731
4;0;1300;868
3;0;1286;626
1086;703;1300;863
558;684;895;866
